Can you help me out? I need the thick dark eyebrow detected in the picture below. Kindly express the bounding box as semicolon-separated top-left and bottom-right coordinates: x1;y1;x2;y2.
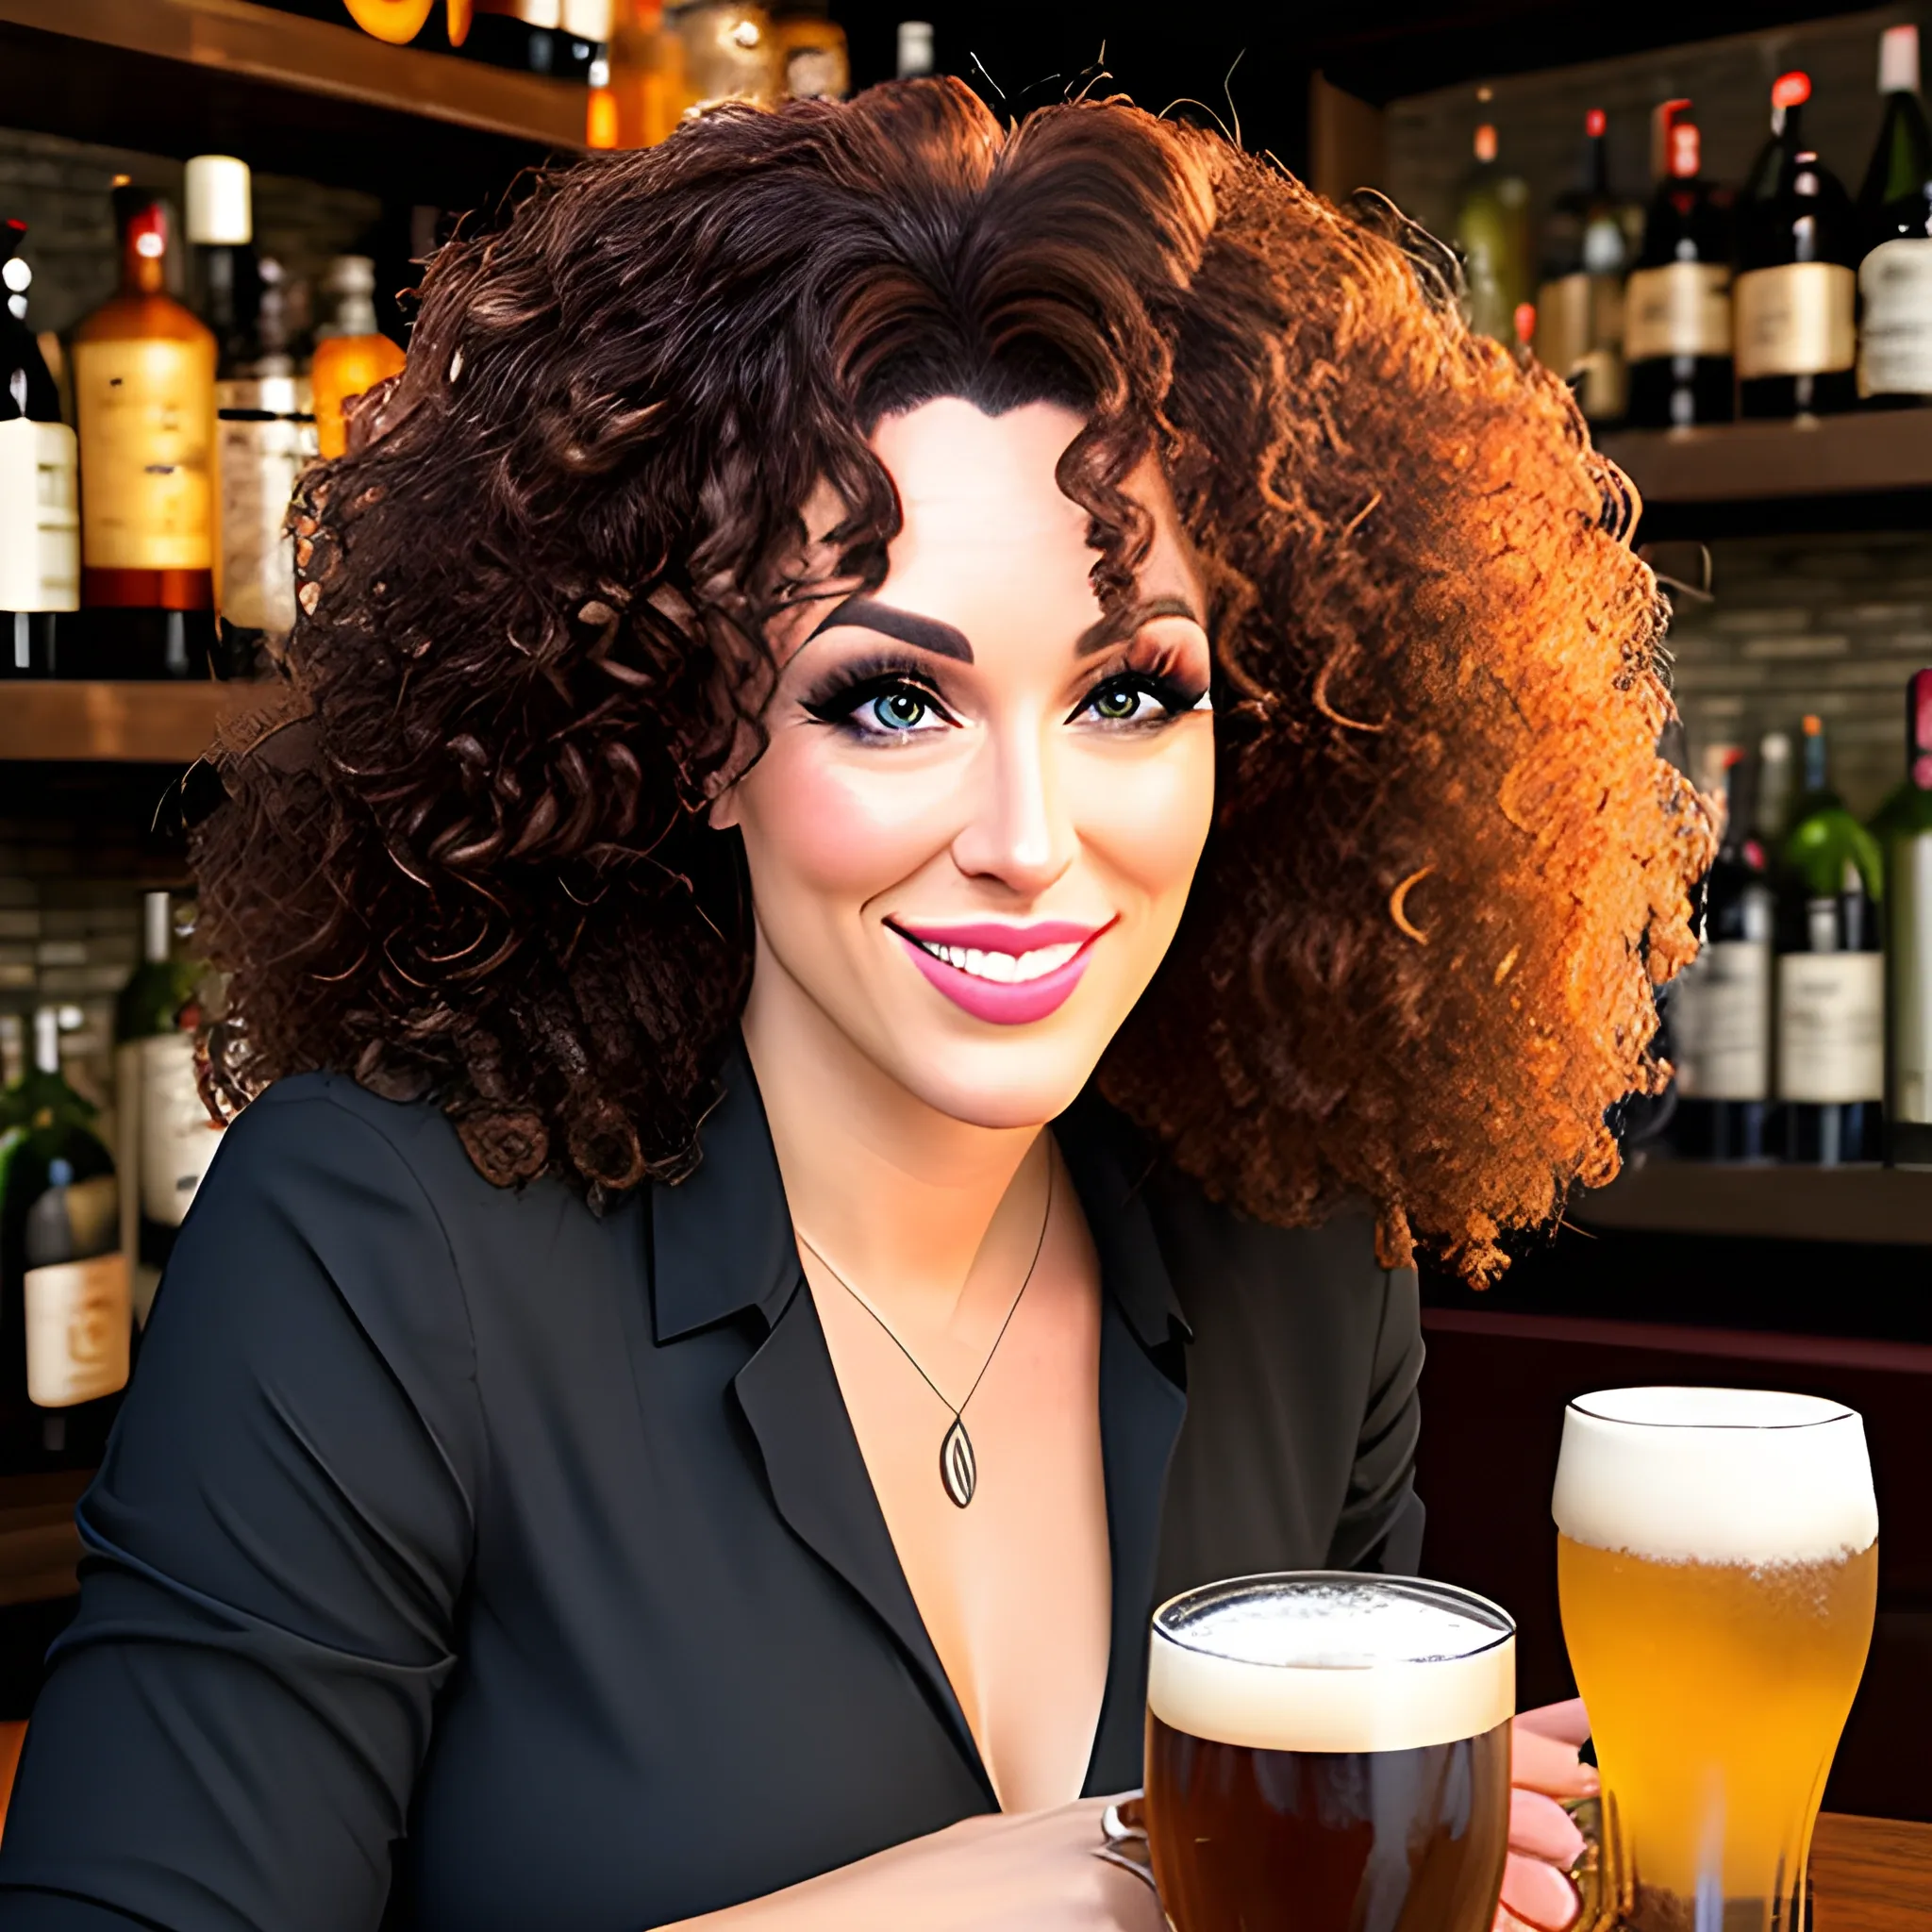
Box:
806;595;974;662
1075;594;1208;658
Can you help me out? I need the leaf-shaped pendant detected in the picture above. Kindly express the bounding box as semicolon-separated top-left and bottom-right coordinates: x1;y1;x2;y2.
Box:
940;1417;976;1508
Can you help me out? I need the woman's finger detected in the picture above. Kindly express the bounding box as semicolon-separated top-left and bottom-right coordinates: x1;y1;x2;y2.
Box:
1515;1698;1591;1747
1499;1850;1581;1932
1508;1789;1585;1866
1511;1720;1600;1800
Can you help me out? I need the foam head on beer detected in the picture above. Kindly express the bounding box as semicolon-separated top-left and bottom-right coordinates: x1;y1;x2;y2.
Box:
1148;1574;1515;1755
1553;1386;1878;1565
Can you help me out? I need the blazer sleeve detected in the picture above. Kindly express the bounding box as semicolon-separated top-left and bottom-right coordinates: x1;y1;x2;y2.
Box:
1324;1260;1426;1576
0;1082;485;1932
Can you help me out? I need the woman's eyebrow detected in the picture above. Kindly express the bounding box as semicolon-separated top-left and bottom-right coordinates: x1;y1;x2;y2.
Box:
1076;594;1207;656
805;595;974;661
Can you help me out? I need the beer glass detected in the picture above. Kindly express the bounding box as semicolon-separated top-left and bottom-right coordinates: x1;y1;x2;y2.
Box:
1554;1388;1878;1932
1144;1573;1515;1932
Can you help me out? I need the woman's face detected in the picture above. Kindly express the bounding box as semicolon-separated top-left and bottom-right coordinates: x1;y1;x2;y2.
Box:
715;397;1215;1130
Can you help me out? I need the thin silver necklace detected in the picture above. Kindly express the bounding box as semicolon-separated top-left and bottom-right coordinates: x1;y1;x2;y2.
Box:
796;1155;1055;1510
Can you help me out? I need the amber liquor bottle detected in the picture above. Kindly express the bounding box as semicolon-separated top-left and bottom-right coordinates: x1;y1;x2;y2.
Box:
71;187;218;678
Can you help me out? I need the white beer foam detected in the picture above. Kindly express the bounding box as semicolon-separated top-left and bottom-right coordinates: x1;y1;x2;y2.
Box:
1552;1387;1878;1567
1148;1575;1516;1754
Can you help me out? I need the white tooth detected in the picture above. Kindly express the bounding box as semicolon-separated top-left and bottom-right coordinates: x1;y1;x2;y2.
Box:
1014;942;1078;981
991;952;1019;983
963;948;988;980
944;945;968;969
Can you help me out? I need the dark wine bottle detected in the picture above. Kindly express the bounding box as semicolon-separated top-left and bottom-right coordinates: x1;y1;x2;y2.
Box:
1776;717;1885;1164
1886;669;1932;1166
1533;108;1629;425
1735;72;1860;419
113;891;219;1325
463;0;606;78
1;221;78;677
1673;748;1774;1159
0;1009;132;1470
1857;25;1932;405
1625;101;1736;428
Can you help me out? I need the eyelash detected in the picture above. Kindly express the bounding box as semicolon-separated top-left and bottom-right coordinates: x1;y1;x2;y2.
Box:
798;650;1209;741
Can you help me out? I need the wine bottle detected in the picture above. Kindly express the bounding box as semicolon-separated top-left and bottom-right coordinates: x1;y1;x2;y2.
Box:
1456;121;1531;347
1673;748;1774;1159
0;1009;132;1469
1735;73;1859;418
1886;669;1932;1167
1857;25;1932;405
113;891;219;1325
771;0;847;100
187;157;309;679
465;0;608;78
309;257;407;464
1533;108;1629;424
895;19;933;78
1626;101;1736;428
1776;715;1885;1164
70;186;219;679
0;221;79;679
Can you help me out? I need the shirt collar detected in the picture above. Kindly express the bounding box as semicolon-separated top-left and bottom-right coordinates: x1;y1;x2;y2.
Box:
648;1041;1190;1353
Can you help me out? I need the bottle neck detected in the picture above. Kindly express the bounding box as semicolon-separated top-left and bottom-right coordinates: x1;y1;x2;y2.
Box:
1803;725;1830;794
1910;673;1932;791
31;1008;58;1078
119;202;171;298
142;891;172;966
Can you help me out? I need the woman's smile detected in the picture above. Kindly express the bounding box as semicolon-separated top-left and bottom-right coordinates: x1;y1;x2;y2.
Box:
888;917;1117;1024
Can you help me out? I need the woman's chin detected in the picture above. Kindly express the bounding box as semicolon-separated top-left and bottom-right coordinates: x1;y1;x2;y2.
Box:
860;1013;1120;1134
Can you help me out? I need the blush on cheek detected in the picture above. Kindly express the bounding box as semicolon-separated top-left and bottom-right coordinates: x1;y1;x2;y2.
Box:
1078;740;1215;898
742;748;960;901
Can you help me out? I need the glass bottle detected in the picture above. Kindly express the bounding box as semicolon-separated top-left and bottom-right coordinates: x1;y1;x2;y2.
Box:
1534;108;1629;425
310;257;408;464
1625;101;1735;429
0;1008;131;1470
1735;72;1859;419
771;0;848;100
0;220;78;678
1456;121;1531;347
1885;669;1932;1166
1857;25;1932;406
668;2;778;111
70;186;219;678
602;0;687;145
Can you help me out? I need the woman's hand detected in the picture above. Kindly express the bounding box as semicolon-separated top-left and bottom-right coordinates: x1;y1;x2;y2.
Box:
1498;1698;1597;1932
661;1797;1167;1932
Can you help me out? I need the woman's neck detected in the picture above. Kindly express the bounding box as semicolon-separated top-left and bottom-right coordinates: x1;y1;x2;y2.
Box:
741;948;1046;1336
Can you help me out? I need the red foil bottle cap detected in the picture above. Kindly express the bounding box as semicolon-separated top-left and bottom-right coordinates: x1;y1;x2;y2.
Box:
1585;107;1607;137
1773;71;1811;109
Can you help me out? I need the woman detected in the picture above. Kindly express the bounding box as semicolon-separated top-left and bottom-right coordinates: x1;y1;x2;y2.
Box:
0;78;1707;1930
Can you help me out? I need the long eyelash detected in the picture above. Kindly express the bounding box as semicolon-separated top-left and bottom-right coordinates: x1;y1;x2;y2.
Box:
798;652;950;724
1078;642;1209;719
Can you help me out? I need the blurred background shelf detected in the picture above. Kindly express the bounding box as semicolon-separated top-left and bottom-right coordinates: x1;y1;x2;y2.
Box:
0;684;244;764
1569;1159;1932;1245
0;1474;86;1610
0;0;585;196
1601;412;1932;511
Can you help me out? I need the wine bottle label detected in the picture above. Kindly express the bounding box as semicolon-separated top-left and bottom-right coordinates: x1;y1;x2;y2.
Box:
25;1246;132;1408
1734;262;1857;380
1673;938;1771;1101
138;1031;223;1228
215;375;308;633
1625;262;1732;362
74;336;216;572
1857;239;1932;397
0;417;81;613
1892;833;1932;1125
1776;952;1884;1103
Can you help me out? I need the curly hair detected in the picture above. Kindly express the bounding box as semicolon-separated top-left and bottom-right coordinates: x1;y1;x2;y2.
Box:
193;77;1714;1283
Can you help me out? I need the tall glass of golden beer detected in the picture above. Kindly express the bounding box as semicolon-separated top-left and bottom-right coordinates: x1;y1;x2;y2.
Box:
1554;1388;1878;1932
1145;1574;1515;1932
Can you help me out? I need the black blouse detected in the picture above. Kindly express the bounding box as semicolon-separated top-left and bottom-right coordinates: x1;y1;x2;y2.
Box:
0;1053;1423;1931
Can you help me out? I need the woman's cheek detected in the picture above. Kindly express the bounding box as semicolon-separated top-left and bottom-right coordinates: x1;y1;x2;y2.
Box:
746;741;964;901
1075;730;1215;905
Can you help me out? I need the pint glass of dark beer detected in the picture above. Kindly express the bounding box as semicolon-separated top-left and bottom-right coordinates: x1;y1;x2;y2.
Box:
1144;1574;1515;1932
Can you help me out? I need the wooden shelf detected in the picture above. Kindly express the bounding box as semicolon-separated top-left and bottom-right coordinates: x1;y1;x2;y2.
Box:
0;1472;87;1609
1600;411;1932;510
1571;1159;1932;1247
0;0;585;198
0;682;249;763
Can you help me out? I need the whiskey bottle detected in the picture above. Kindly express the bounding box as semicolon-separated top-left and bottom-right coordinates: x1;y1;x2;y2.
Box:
310;257;407;463
71;186;218;678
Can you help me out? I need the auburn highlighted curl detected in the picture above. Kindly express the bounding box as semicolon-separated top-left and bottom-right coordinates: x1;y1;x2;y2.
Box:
193;79;1715;1284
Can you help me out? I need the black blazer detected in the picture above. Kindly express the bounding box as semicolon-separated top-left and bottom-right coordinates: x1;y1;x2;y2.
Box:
0;1054;1424;1931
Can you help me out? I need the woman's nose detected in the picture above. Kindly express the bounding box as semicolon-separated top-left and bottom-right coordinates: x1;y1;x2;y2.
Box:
949;722;1075;897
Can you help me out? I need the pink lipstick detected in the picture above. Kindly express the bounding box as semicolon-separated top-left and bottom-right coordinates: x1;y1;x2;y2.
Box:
887;918;1111;1025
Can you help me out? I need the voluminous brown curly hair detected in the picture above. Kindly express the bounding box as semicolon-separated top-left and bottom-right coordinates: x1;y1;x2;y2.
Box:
194;77;1714;1283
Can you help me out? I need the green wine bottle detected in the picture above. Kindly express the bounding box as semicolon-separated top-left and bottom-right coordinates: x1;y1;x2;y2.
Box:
1887;671;1932;1166
1;1008;131;1467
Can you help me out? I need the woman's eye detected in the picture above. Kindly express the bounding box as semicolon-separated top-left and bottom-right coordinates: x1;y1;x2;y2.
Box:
872;690;931;730
1081;676;1172;724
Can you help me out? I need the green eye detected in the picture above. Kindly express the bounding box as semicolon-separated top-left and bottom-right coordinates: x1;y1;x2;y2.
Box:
1091;682;1146;722
871;691;930;730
